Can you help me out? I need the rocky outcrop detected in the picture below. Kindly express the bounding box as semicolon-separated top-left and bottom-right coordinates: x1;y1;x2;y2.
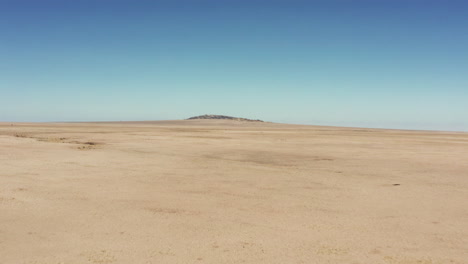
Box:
187;115;263;122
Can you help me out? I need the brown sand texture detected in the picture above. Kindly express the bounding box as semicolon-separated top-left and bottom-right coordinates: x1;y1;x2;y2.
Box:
1;120;467;264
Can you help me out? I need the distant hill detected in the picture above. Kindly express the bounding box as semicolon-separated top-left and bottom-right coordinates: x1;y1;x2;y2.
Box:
187;115;263;122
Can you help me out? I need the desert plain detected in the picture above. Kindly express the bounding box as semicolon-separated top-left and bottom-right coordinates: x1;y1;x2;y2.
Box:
0;120;467;264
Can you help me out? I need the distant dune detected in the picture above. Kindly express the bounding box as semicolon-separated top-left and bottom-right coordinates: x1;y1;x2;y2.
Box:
187;114;263;122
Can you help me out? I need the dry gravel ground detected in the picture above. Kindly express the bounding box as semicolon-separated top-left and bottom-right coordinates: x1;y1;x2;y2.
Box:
0;120;467;264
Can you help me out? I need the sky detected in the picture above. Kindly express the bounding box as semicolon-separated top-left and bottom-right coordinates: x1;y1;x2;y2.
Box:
1;0;467;131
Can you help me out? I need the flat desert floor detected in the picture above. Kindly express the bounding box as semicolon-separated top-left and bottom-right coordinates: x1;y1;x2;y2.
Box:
1;120;467;264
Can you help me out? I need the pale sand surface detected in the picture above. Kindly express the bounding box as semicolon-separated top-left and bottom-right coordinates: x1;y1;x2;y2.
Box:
1;120;467;264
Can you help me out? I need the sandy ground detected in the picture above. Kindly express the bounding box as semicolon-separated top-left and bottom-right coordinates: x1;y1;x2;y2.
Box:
0;120;467;264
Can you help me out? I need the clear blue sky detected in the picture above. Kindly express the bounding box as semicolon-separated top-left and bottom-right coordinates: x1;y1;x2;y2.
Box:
1;0;467;131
